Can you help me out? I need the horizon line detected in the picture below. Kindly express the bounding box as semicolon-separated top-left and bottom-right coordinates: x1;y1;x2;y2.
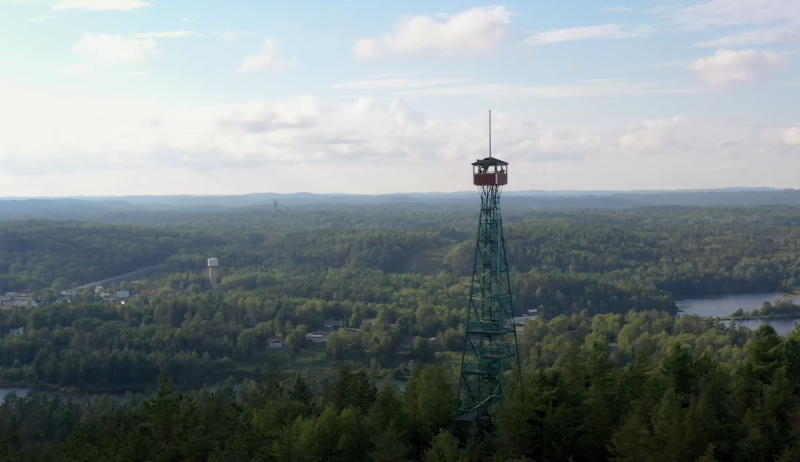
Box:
0;186;793;200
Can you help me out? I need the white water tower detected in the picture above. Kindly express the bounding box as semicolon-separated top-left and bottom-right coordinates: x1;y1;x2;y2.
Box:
208;258;219;286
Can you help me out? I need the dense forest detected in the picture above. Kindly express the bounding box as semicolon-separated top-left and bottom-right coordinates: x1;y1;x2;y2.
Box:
2;315;800;461
2;204;800;460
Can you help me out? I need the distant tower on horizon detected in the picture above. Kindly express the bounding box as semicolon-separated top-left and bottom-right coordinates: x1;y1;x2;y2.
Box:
208;258;219;286
273;200;279;211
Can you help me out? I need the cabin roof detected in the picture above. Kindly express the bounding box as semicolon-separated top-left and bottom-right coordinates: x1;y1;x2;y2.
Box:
472;156;508;167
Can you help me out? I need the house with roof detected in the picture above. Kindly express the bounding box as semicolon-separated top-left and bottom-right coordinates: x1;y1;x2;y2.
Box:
514;308;541;326
400;336;415;350
2;299;38;309
8;327;25;336
116;290;131;299
268;338;285;350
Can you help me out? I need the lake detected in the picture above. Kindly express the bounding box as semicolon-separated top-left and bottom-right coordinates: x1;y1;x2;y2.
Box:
676;292;800;336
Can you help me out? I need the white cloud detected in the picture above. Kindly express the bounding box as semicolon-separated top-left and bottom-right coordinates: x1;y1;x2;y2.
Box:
222;31;239;42
602;6;634;13
132;31;195;39
671;0;800;29
694;27;800;47
239;39;297;73
73;33;157;65
53;0;151;11
523;24;652;45
784;127;800;145
689;49;787;86
618;116;684;155
0;85;798;194
353;6;511;59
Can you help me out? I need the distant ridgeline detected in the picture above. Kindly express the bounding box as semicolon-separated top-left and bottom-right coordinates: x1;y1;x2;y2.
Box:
1;188;800;223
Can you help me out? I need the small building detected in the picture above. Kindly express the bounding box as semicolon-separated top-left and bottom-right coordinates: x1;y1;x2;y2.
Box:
513;308;540;326
361;318;375;328
324;318;344;329
61;290;77;296
514;316;535;326
608;342;618;353
55;296;71;303
3;299;38;308
268;338;285;350
309;332;330;344
94;286;103;294
400;336;415;350
8;327;25;336
116;290;131;299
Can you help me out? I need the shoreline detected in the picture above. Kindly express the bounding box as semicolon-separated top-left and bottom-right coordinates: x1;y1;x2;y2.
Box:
718;315;800;321
674;291;800;303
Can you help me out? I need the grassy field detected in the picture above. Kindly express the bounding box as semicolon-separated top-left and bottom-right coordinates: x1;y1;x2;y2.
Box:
237;343;336;374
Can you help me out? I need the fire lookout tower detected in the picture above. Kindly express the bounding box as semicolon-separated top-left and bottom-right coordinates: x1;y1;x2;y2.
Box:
453;117;521;444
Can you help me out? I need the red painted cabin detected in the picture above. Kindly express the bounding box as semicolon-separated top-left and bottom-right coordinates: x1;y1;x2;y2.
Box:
472;156;508;186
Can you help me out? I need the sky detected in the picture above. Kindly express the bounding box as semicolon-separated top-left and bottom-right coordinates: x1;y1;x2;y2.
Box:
0;0;798;196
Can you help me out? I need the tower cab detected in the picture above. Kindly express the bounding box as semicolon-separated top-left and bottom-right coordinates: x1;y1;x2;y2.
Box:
472;157;508;186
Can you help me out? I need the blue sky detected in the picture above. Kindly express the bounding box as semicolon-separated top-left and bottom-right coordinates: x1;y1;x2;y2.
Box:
0;0;798;196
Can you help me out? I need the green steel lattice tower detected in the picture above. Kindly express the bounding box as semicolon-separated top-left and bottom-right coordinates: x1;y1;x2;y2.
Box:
453;150;521;443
